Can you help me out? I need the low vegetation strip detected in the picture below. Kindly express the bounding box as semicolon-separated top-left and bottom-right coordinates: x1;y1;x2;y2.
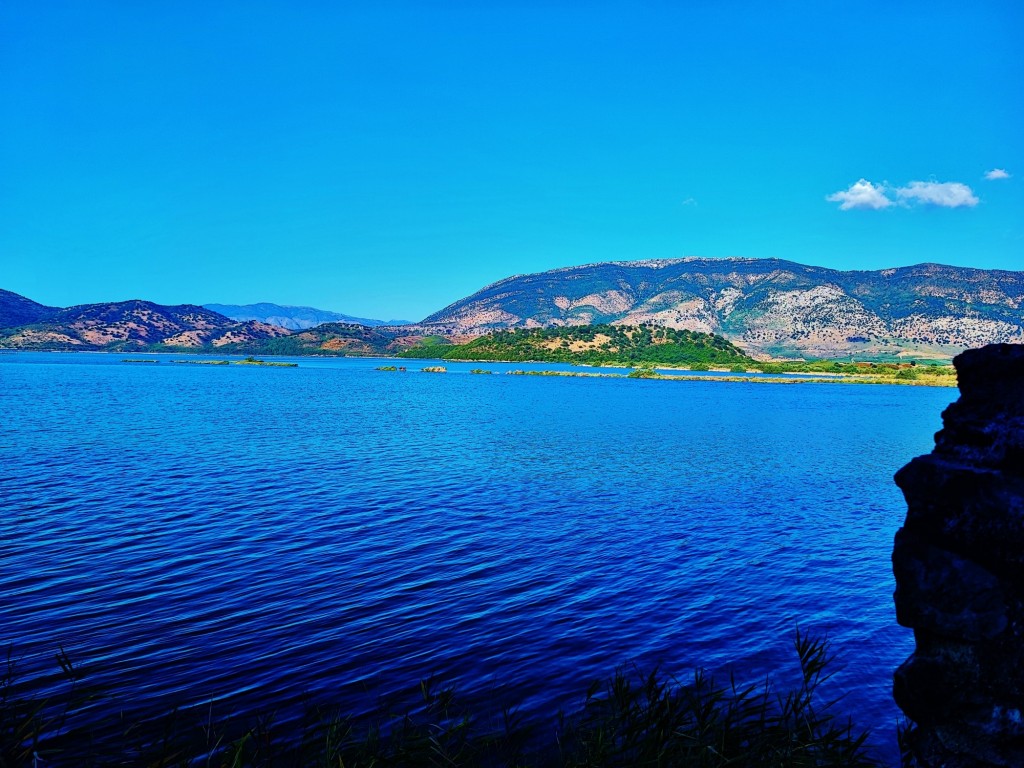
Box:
1;632;885;767
499;368;955;386
757;359;956;380
139;357;298;367
234;356;298;367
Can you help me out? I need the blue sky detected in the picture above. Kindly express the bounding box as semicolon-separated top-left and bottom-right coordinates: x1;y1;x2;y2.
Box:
2;1;1021;321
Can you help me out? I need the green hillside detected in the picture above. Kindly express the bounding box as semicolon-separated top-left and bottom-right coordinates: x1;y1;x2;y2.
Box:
400;324;755;367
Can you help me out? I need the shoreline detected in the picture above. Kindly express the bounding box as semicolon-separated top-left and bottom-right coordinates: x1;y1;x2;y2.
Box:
497;369;957;387
2;349;957;386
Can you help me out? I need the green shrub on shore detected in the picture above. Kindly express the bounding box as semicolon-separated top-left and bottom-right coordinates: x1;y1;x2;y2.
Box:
560;630;880;767
755;359;955;379
626;367;660;379
236;357;298;367
2;632;884;767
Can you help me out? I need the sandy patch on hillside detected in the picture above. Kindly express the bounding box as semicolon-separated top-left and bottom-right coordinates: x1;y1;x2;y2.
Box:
537;333;613;352
320;338;364;351
4;330;84;347
164;331;207;347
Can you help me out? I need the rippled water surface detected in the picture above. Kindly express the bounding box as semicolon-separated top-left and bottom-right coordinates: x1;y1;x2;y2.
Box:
1;352;955;761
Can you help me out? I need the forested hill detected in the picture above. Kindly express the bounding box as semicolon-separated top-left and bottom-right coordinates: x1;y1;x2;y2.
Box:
400;324;755;366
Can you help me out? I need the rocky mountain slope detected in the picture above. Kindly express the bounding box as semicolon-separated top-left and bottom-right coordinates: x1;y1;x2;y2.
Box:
422;259;1024;359
0;298;290;351
203;302;410;330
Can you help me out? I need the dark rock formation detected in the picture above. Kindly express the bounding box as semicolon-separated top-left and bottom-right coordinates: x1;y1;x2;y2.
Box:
893;343;1024;767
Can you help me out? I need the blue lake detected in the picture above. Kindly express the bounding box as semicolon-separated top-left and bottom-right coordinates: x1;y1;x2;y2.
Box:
0;352;955;762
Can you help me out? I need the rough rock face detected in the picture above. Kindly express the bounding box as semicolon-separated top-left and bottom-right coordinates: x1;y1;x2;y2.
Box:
893;343;1024;766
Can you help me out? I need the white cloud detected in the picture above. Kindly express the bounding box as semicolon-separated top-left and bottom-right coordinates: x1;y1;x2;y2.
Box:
826;179;893;210
895;181;979;208
985;168;1010;180
680;197;697;207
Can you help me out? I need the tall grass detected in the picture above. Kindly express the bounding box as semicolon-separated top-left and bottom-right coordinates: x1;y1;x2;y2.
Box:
2;631;884;767
559;630;878;767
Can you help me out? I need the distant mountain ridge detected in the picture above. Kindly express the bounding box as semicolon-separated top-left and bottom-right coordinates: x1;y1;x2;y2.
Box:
4;257;1023;359
203;302;411;330
0;299;289;351
0;288;60;328
422;258;1024;358
223;322;424;357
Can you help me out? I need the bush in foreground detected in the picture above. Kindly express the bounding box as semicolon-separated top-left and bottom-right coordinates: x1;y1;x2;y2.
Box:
2;631;885;767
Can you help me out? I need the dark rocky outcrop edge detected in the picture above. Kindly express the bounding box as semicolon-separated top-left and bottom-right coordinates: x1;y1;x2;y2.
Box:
893;343;1024;767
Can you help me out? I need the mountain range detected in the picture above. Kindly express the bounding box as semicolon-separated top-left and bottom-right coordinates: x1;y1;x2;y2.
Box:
202;303;410;330
3;258;1023;359
421;258;1024;358
0;294;289;351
